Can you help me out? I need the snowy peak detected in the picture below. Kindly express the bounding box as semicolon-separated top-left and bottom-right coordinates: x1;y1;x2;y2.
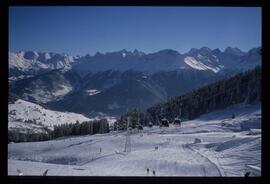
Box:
23;51;39;60
9;46;261;80
184;47;223;73
133;49;145;56
235;47;261;71
224;47;245;56
184;46;261;73
156;49;180;55
199;46;212;53
211;48;222;55
187;48;199;55
37;52;52;61
9;51;78;82
184;56;221;73
246;47;261;56
187;47;213;57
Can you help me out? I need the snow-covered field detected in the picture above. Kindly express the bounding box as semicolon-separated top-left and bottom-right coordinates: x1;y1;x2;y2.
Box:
8;103;261;176
8;99;94;133
9;99;117;134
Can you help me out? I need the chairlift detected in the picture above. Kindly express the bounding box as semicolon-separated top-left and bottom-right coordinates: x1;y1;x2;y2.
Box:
137;125;143;130
173;118;181;127
160;118;169;127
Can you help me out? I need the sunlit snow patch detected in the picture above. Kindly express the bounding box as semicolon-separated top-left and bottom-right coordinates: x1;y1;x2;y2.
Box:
86;89;101;96
52;85;73;97
184;56;220;73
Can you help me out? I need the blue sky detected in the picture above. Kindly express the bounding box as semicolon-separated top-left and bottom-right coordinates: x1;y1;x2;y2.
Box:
9;6;261;56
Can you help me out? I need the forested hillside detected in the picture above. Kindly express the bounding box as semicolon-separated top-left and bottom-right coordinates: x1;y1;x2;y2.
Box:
115;66;261;129
9;119;109;143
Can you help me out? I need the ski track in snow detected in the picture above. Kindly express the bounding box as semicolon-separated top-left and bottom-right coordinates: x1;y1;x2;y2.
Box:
184;144;223;176
8;103;261;176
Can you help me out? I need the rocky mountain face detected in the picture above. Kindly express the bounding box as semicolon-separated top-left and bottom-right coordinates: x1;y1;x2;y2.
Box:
9;47;261;117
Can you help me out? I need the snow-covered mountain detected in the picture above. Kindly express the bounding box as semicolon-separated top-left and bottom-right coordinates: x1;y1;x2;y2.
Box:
183;46;261;73
8;99;93;134
71;47;252;76
9;69;82;103
9;47;261;116
235;47;262;71
9;51;79;82
9;47;261;81
184;47;224;73
73;49;187;76
224;46;246;56
44;69;223;116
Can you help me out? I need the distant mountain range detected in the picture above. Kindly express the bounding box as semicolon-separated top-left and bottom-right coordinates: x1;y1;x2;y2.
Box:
9;47;261;117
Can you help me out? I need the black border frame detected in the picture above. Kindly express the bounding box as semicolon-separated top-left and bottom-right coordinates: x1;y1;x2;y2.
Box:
1;1;268;184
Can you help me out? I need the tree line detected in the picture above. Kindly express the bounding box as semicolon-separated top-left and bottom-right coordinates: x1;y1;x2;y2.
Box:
8;119;109;143
115;66;261;128
52;119;109;138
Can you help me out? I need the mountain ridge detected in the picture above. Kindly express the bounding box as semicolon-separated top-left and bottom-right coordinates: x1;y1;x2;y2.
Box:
9;46;261;116
9;46;260;80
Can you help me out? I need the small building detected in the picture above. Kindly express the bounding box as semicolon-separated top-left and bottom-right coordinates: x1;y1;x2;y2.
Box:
173;118;181;127
160;118;169;127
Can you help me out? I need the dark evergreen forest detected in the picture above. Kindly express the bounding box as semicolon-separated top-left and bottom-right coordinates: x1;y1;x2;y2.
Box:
115;66;261;129
8;119;109;143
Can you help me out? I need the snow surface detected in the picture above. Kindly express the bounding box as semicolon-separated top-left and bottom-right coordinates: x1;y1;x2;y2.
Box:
8;51;77;81
51;84;73;97
9;99;93;132
86;89;101;96
184;56;221;73
8;103;261;176
9;52;34;71
21;82;74;103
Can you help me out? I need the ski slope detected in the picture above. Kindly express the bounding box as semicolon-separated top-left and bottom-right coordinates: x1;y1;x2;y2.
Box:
8;99;94;133
9;99;117;133
8;103;261;176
